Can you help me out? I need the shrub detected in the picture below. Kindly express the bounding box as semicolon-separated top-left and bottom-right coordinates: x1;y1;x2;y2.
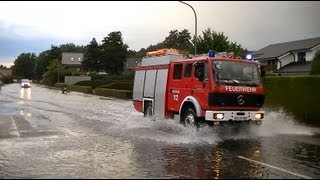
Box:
263;76;320;126
94;88;132;99
75;80;112;89
68;85;93;94
310;49;320;75
98;82;133;91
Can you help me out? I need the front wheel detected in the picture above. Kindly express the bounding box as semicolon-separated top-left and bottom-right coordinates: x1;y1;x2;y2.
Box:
181;107;200;129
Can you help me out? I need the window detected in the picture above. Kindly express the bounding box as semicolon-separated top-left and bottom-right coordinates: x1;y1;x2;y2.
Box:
173;64;183;79
71;57;74;61
204;63;208;81
213;60;261;86
194;62;207;81
78;57;81;61
298;52;306;62
184;63;192;77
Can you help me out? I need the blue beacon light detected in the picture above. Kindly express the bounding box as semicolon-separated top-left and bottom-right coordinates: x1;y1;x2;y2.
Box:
208;50;215;57
246;54;253;60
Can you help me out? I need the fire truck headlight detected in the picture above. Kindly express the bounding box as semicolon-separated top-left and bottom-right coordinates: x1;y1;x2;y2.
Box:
214;113;224;119
254;113;264;119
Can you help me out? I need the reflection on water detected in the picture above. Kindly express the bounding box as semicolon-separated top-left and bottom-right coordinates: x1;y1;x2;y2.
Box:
162;139;265;179
20;88;31;100
20;110;32;117
212;147;223;178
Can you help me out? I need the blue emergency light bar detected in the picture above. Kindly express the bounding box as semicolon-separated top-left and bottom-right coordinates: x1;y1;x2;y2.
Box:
246;54;253;60
208;50;215;57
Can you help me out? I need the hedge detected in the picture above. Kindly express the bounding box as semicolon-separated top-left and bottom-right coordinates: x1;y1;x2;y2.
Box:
55;83;93;94
55;83;67;88
68;85;93;94
263;76;320;126
94;88;132;99
74;80;112;89
98;82;133;91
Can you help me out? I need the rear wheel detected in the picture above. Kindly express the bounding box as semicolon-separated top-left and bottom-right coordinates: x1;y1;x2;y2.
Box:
181;107;200;129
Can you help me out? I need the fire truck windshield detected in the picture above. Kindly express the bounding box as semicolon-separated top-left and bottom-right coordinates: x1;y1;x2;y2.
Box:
213;60;261;86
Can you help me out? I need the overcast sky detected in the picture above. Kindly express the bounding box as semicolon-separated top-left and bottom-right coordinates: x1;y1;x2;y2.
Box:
1;1;320;67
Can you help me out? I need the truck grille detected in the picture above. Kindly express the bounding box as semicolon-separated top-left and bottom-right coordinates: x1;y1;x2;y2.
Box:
208;93;264;107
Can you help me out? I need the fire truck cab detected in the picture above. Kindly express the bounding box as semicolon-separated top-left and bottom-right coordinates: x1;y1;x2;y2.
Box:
132;49;265;128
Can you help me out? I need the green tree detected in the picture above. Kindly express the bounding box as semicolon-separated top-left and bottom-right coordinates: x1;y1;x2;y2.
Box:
197;28;246;57
34;50;51;80
100;31;128;75
310;49;320;75
163;29;192;51
60;43;85;53
83;38;101;72
34;43;86;81
127;49;137;58
12;53;37;79
49;45;62;61
135;29;192;57
42;59;69;86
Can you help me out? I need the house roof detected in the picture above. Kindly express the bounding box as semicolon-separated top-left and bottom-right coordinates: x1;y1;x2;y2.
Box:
277;61;312;73
0;69;12;77
62;52;83;65
254;37;320;60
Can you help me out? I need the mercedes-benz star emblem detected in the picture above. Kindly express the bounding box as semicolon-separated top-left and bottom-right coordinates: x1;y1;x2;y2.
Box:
237;95;245;105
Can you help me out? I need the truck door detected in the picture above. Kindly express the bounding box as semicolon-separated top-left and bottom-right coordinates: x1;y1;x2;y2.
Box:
167;63;184;112
192;61;210;111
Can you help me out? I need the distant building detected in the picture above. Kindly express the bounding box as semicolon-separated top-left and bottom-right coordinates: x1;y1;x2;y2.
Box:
0;68;12;78
61;52;83;72
254;37;320;75
124;57;142;75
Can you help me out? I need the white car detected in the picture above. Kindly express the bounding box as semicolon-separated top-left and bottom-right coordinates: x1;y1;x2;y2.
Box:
21;79;31;88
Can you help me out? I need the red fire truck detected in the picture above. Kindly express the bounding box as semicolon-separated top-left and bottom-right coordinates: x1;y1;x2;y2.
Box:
132;49;265;128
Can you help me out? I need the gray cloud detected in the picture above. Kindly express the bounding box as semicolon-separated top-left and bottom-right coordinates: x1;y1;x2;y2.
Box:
0;1;320;65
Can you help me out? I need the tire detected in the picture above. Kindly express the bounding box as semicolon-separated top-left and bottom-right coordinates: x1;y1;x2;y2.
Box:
143;103;153;118
181;107;200;129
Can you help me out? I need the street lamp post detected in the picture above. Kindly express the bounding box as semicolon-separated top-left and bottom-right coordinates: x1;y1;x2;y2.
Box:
57;64;60;83
179;1;197;56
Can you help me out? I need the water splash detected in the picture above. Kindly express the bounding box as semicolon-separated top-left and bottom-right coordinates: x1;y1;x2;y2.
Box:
104;115;221;145
250;108;316;137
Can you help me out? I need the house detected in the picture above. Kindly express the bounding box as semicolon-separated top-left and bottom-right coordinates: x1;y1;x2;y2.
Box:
0;68;12;78
124;57;142;75
61;52;83;72
253;37;320;74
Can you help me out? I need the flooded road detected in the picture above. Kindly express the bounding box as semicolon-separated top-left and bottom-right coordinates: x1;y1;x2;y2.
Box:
0;83;319;178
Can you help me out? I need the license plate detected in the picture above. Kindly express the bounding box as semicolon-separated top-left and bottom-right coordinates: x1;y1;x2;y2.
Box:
234;116;247;121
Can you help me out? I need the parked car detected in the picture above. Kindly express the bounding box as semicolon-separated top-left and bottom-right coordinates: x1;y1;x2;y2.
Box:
21;79;31;88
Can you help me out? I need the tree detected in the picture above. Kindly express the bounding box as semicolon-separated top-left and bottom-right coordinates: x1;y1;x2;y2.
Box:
135;29;192;57
197;28;247;57
310;49;320;75
33;50;51;80
12;53;37;79
42;59;69;86
60;43;85;53
83;38;101;72
33;43;86;81
100;31;128;75
127;49;137;58
163;29;192;51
